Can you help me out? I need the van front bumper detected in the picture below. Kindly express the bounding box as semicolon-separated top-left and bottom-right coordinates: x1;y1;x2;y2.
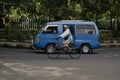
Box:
31;39;39;49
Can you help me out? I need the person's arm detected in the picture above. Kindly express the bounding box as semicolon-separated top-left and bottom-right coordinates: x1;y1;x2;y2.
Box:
59;29;70;38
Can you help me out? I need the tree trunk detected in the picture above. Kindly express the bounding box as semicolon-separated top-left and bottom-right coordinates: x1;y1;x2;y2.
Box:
0;18;4;29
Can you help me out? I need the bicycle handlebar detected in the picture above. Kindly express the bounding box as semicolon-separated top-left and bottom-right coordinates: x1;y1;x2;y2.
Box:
55;36;61;40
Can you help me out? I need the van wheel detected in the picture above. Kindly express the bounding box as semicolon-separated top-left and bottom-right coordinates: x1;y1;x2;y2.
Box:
81;44;91;54
46;44;60;59
46;44;55;53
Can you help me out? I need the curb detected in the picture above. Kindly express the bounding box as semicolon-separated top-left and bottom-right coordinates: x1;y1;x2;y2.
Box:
0;41;120;49
101;43;120;48
0;42;32;49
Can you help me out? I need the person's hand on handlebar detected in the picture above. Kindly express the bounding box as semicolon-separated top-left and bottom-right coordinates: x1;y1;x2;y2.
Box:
55;36;61;39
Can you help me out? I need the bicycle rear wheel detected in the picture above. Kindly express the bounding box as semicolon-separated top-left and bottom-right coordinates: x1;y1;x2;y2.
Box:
69;48;81;59
46;45;60;59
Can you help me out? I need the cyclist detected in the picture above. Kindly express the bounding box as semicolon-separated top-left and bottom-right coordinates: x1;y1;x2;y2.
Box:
57;25;73;47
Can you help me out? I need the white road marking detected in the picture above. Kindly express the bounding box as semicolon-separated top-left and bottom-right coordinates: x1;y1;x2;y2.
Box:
0;62;78;77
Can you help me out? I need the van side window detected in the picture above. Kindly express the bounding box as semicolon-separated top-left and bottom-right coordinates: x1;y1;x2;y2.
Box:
76;25;96;35
43;26;58;34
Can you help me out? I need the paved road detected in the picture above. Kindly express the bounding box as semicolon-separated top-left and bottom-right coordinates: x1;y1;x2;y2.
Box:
0;48;120;80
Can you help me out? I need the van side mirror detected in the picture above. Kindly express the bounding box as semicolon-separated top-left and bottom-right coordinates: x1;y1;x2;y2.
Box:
44;28;47;31
43;30;47;33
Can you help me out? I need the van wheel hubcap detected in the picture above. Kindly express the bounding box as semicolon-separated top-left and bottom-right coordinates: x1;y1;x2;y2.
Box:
83;46;89;53
47;46;54;53
81;44;90;54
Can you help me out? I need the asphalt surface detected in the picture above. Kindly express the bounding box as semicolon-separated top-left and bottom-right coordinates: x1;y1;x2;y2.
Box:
0;48;120;80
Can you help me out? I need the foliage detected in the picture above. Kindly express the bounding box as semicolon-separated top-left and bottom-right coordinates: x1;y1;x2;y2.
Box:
4;25;33;41
0;0;120;41
0;0;119;29
5;26;23;41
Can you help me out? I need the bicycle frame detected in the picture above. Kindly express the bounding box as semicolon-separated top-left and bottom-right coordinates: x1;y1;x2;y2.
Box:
55;38;75;53
47;37;81;59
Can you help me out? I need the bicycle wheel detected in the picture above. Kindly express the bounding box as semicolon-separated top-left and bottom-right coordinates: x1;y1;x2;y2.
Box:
46;44;60;59
69;48;81;59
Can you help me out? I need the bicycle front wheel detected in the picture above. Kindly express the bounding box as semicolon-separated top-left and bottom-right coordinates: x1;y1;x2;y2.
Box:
69;48;81;59
46;45;60;59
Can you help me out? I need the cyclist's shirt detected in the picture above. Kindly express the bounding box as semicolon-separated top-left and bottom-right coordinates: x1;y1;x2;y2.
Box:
59;29;73;41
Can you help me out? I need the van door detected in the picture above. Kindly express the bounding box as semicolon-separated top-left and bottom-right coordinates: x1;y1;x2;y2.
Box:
40;25;58;48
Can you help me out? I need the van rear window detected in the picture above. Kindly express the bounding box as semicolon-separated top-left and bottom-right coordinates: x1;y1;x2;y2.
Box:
76;25;96;35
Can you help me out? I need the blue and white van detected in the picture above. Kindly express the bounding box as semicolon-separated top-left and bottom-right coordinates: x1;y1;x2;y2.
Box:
32;20;100;53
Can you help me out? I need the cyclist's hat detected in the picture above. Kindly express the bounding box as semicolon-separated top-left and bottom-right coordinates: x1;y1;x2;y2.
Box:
64;25;68;28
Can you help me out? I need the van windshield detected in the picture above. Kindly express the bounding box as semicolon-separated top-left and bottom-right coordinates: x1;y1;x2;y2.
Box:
43;26;58;34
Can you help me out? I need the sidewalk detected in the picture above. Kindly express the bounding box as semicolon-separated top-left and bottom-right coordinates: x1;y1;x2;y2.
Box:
0;41;31;48
0;41;120;49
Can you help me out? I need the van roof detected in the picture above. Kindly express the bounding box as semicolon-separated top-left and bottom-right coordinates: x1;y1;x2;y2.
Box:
47;20;95;25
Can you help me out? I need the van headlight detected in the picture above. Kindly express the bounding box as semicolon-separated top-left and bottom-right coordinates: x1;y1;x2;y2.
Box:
34;38;39;42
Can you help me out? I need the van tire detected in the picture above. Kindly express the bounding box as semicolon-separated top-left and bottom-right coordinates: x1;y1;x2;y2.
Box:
46;44;55;53
81;44;91;54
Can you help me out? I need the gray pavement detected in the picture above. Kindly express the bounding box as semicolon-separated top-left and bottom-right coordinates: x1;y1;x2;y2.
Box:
0;41;120;49
0;48;120;80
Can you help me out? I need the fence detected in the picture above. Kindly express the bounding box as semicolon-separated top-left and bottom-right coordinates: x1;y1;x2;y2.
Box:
0;19;47;40
99;30;120;43
4;19;43;31
0;19;120;41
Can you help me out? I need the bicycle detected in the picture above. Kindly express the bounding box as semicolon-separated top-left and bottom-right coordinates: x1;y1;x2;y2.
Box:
46;37;82;59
